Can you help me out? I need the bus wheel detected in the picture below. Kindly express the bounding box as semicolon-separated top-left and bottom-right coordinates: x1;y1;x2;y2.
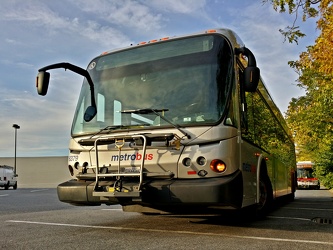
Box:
5;182;9;190
257;175;273;217
13;182;18;190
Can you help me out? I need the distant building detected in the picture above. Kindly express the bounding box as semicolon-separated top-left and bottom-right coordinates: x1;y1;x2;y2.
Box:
0;156;69;188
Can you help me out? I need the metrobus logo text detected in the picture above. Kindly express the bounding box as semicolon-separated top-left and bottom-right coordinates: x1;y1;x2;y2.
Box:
111;153;153;161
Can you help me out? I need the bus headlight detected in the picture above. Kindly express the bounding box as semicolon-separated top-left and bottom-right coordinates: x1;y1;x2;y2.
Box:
182;157;191;167
196;156;206;166
210;159;226;173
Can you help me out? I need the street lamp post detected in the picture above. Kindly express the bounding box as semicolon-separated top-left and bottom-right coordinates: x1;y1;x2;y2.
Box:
13;124;20;175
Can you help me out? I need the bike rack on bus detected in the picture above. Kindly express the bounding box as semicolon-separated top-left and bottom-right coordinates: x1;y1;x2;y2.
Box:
92;134;146;199
90;133;175;199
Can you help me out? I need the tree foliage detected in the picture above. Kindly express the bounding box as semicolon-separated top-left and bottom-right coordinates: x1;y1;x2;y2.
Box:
267;0;333;188
264;0;321;43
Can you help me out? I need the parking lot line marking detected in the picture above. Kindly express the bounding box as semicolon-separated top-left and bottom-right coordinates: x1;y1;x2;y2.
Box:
285;207;333;211
6;220;333;246
268;216;310;221
30;189;49;193
0;194;9;197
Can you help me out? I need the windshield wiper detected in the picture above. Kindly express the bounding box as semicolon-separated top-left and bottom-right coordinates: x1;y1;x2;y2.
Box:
120;108;168;114
120;108;191;139
89;125;125;139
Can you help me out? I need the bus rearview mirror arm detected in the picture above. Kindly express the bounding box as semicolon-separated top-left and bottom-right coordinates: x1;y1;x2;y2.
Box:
235;47;260;92
36;62;97;122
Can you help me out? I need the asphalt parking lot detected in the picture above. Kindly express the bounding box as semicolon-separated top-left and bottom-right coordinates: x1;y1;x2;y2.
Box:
0;188;332;250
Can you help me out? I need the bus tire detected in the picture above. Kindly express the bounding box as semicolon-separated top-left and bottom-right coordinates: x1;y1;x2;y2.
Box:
256;174;273;218
13;182;18;190
5;182;9;190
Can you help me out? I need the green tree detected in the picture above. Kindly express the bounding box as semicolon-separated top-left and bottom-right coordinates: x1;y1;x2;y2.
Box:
263;0;321;44
267;0;333;188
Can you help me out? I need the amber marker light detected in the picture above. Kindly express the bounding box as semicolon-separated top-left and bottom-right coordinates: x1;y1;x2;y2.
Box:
206;29;217;33
210;159;226;173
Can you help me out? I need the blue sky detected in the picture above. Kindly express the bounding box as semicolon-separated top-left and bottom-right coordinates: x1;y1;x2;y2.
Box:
0;0;319;157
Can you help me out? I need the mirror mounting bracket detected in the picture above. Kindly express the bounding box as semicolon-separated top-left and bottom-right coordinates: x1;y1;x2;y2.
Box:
37;62;97;122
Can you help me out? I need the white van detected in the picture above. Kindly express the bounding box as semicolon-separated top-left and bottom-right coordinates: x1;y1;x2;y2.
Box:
0;165;18;190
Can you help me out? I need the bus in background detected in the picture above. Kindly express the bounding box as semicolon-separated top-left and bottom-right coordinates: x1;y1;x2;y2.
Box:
35;28;296;217
297;161;320;189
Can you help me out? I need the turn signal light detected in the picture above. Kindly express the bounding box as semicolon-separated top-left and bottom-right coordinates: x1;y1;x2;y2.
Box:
210;159;226;173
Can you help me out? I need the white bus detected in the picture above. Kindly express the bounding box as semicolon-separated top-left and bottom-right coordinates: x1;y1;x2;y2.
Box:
36;28;296;216
297;161;320;189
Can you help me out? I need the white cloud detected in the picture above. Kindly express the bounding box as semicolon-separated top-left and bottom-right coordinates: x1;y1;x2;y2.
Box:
0;1;130;49
1;2;66;27
82;20;131;48
5;38;22;45
0;72;79;157
149;0;207;14
72;0;164;31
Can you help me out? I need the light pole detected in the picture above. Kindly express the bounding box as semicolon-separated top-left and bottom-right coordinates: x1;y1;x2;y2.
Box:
13;124;20;175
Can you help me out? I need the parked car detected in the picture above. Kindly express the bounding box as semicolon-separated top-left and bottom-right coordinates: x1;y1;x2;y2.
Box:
0;165;17;189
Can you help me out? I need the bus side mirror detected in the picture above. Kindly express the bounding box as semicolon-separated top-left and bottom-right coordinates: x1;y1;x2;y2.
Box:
36;71;50;96
235;47;260;92
244;66;260;92
84;106;97;122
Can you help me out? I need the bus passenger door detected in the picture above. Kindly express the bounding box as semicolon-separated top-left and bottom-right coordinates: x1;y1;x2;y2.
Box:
238;69;258;206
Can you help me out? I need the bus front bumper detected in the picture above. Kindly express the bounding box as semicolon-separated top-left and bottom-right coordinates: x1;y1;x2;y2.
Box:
57;170;243;209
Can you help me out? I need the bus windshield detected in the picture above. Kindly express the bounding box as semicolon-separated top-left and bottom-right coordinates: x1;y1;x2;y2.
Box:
297;168;315;178
71;34;233;136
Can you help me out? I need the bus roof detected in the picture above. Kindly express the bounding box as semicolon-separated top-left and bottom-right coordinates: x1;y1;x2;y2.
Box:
0;165;14;170
297;161;314;165
97;28;245;57
297;161;314;168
